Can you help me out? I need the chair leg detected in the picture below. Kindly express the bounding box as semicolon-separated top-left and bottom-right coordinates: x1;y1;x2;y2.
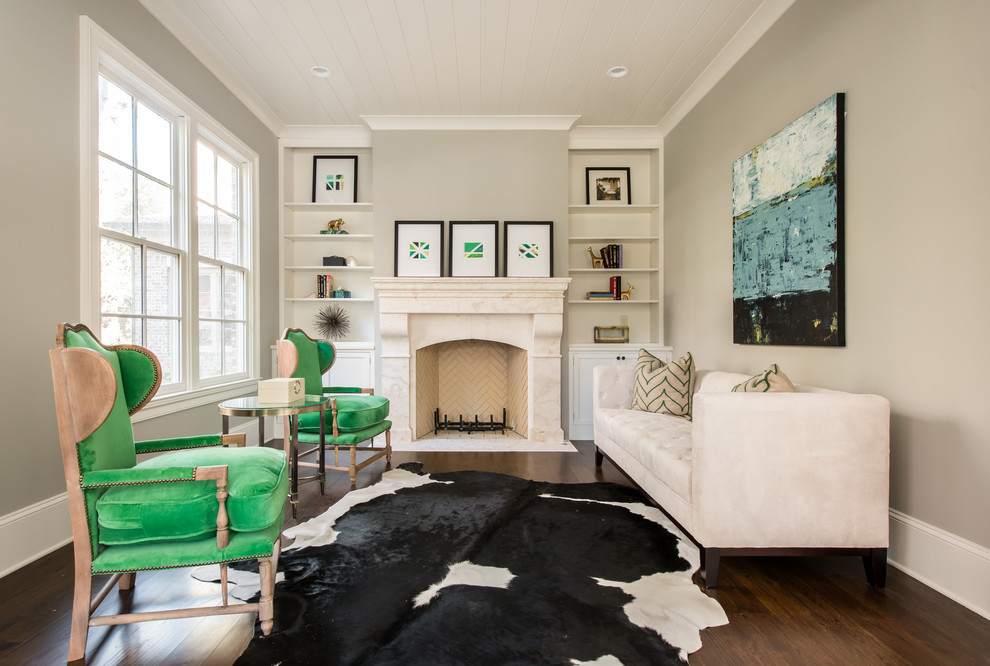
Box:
258;557;274;636
118;571;135;591
349;444;358;486
67;572;92;663
863;547;887;588
220;563;229;606
385;428;392;463
594;447;604;467
701;547;720;588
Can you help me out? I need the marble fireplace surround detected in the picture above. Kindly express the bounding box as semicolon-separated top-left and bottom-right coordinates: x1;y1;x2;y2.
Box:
372;277;571;443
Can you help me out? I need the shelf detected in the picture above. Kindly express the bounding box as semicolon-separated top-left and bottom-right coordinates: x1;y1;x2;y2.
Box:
570;235;657;242
284;234;374;241
569;268;657;274
568;204;658;213
285;297;375;303
285;265;374;271
568;299;659;305
284;202;373;212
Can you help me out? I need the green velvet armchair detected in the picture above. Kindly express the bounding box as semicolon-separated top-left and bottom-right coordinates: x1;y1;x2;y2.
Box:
49;323;288;664
276;328;391;488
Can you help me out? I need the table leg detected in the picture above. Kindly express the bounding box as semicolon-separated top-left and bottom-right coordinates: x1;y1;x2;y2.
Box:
284;415;296;518
259;416;265;448
290;415;300;518
222;415;230;435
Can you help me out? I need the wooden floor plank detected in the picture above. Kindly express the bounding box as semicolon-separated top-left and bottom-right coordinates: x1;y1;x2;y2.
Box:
5;440;989;665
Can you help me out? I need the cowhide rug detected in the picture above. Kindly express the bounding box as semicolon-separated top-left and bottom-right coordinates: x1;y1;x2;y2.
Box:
196;464;727;665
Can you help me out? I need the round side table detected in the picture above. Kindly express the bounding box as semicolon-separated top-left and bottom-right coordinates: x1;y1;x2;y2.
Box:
218;394;330;517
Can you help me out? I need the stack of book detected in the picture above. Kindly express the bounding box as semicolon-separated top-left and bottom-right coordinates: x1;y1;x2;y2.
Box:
598;244;623;268
586;275;623;300
317;274;334;298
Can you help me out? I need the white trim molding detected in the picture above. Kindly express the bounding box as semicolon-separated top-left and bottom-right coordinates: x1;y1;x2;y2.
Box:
361;115;580;132
0;494;72;579
889;509;990;620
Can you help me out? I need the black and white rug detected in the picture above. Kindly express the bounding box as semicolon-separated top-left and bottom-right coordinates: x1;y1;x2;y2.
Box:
198;464;727;665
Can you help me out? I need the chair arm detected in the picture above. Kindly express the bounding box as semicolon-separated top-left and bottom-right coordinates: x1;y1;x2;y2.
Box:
324;386;374;395
82;465;232;550
135;433;243;454
691;391;890;548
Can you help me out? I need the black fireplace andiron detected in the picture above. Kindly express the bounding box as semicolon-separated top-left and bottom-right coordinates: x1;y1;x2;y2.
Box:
434;408;506;435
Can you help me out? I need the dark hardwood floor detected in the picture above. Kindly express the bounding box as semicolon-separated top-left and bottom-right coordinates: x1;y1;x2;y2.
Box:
3;441;988;665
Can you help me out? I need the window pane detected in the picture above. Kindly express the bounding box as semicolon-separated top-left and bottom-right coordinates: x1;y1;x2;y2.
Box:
199;263;222;319
199;320;222;378
223;269;244;319
98;156;134;234
101;316;142;346
101;238;142;314
197;142;215;205
148;318;180;384
136;102;171;184
223;322;246;375
217;211;239;264
136;174;172;245
216;155;238;214
146;249;179;316
198;201;216;259
98;76;132;165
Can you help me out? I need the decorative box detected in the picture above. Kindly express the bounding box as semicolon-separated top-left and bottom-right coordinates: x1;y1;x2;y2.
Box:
257;377;305;404
323;256;346;266
594;326;630;343
333;289;351;298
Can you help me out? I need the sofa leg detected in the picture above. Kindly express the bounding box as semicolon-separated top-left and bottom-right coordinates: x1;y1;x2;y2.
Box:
863;547;887;588
594;447;604;467
701;547;720;588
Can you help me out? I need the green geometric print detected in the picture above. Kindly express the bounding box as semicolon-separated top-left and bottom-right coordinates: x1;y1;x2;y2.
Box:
518;243;539;259
410;241;430;259
326;173;344;191
630;350;695;420
463;242;484;259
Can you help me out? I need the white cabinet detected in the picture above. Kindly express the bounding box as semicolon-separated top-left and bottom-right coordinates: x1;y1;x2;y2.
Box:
322;343;375;390
568;345;672;440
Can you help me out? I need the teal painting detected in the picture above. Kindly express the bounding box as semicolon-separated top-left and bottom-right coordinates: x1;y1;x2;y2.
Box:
732;93;845;346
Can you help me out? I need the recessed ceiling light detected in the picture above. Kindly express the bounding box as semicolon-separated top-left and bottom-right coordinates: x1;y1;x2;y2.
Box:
606;65;629;79
310;65;331;78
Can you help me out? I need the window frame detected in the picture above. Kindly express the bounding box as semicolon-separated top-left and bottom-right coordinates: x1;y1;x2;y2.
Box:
80;17;260;421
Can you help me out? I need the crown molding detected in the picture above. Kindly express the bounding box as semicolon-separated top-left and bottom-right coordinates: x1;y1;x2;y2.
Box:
569;125;663;150
361;115;581;132
658;0;796;136
279;125;373;148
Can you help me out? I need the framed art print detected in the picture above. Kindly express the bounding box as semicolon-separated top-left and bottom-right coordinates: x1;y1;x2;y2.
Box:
504;221;552;277
394;221;443;277
449;221;498;277
586;167;630;205
313;155;358;203
732;93;845;347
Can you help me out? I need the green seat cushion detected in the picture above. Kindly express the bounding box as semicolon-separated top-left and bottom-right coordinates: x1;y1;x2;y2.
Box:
95;447;288;546
92;522;283;574
297;394;389;433
298;419;392;446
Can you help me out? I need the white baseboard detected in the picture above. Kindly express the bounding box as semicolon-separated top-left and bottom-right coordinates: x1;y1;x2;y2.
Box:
888;509;990;620
0;419;263;579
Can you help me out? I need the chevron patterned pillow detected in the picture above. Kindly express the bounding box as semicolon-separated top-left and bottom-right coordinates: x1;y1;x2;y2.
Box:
631;350;696;420
731;364;796;393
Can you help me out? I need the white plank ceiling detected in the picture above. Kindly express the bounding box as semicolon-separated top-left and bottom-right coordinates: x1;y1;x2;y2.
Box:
139;0;794;135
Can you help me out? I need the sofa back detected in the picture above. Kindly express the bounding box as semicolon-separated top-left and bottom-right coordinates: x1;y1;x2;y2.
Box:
694;369;843;395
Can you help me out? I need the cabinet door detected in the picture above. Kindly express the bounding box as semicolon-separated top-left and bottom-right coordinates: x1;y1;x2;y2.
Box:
322;349;374;390
569;351;636;440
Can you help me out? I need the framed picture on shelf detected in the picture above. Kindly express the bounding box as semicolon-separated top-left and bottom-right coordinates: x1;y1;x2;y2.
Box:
504;221;553;277
448;221;498;277
312;155;358;203
586;167;631;205
394;221;444;277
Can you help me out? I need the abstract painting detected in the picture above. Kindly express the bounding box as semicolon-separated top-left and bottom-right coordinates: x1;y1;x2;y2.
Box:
732;93;845;346
395;221;443;277
504;221;553;277
448;221;497;277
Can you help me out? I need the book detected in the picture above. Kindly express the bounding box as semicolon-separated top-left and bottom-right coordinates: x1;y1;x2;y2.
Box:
609;275;621;300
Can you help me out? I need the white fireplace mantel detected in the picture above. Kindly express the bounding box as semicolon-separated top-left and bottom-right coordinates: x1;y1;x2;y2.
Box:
372;277;571;443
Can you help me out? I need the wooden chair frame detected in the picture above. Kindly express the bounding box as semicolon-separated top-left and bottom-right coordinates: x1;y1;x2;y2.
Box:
276;328;391;487
51;324;281;664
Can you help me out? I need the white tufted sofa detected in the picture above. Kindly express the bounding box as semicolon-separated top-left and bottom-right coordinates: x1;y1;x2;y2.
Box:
593;365;891;588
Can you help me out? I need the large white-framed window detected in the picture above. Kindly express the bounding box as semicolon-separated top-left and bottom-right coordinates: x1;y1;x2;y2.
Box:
80;17;260;419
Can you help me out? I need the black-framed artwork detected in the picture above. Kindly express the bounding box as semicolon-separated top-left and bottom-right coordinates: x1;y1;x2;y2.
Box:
504;221;553;277
394;221;444;277
312;155;358;203
448;221;498;277
586;167;631;205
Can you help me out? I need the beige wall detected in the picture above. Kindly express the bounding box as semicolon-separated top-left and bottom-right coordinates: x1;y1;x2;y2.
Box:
664;0;990;548
0;1;279;515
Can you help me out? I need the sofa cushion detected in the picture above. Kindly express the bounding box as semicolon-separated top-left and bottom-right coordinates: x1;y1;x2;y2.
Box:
596;407;694;505
731;364;796;393
631;350;696;420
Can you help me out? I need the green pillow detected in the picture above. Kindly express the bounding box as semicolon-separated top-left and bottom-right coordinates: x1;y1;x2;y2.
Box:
731;364;796;392
631;350;695;420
